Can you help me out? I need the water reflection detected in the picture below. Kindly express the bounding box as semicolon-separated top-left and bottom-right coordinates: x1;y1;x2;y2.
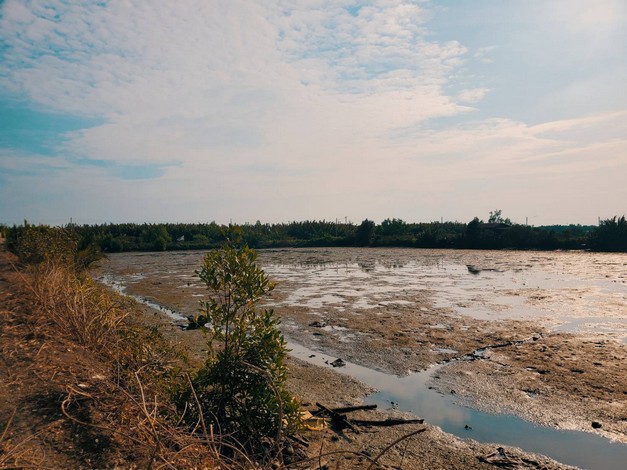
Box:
96;248;627;342
256;248;627;342
289;342;627;470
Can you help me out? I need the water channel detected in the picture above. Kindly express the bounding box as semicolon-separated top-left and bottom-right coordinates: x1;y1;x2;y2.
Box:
288;343;627;470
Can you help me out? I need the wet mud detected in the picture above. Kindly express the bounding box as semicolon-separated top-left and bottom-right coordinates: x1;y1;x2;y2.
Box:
93;247;627;467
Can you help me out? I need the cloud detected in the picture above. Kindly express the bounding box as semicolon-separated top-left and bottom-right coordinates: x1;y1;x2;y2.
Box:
473;46;496;64
0;0;480;175
456;88;490;104
0;148;69;175
0;1;625;226
543;0;627;33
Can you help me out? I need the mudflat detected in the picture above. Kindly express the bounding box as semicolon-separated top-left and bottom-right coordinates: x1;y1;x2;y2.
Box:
93;247;627;468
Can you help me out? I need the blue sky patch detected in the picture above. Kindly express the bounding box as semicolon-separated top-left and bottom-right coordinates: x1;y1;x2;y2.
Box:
113;163;167;180
0;98;101;156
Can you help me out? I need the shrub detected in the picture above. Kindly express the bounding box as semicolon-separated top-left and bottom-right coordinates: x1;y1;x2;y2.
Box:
177;233;300;460
9;225;101;272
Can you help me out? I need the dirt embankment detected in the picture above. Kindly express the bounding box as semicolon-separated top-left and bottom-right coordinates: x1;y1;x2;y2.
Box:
0;249;215;469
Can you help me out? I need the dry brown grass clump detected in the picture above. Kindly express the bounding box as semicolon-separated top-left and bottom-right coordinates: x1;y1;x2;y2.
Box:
18;261;128;350
0;242;232;469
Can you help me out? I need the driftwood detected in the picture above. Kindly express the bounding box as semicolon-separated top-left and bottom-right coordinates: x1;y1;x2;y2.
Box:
352;417;424;427
315;403;360;434
320;404;378;414
314;402;424;432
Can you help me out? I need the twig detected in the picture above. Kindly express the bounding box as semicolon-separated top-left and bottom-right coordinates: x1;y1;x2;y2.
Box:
185;372;209;442
243;361;286;457
366;427;426;470
327;404;377;414
315;403;359;434
134;372;161;470
0;407;17;444
318;438;324;470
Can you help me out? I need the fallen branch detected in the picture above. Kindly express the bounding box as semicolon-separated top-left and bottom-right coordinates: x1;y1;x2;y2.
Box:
326;404;378;414
352;417;424;427
315;403;359;434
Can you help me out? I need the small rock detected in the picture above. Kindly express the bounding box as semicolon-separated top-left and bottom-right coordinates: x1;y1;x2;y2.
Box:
330;358;346;368
591;421;602;429
464;425;472;430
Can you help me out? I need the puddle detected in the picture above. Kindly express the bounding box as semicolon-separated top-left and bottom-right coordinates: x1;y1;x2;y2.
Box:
289;342;627;470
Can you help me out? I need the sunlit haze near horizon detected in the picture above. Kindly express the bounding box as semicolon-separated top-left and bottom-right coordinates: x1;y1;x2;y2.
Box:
1;0;626;227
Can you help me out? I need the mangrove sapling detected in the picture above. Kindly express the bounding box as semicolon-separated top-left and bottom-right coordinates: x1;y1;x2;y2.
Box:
177;233;300;461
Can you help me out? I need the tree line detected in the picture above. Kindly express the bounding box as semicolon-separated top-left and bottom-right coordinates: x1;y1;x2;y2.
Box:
2;214;626;253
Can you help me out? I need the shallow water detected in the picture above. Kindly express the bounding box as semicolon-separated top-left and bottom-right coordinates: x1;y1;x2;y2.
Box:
256;248;627;342
289;343;627;470
97;248;627;342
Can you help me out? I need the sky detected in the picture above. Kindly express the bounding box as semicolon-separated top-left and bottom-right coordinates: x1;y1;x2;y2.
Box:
1;0;626;227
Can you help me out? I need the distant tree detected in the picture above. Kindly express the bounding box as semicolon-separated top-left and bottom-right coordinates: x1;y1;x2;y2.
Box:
590;216;627;252
192;234;209;245
488;209;511;225
379;218;407;237
355;219;375;246
141;225;171;251
465;217;482;247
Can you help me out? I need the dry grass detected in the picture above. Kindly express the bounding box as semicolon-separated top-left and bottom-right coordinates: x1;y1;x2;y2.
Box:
0;255;222;469
0;408;46;469
17;261;128;351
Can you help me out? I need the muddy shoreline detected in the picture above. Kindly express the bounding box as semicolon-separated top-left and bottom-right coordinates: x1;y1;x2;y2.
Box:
93;247;627;468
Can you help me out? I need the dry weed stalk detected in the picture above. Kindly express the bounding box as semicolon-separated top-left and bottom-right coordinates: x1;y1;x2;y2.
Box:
0;408;45;469
60;379;226;470
19;261;127;351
